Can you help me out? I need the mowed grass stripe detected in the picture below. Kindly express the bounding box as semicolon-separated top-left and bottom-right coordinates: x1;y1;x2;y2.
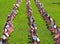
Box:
8;0;29;44
30;0;54;44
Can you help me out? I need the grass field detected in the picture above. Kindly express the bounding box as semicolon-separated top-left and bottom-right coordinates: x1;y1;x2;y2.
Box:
0;0;60;44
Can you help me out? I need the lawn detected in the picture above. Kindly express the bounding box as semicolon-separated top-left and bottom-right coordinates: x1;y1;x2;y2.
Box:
0;0;60;44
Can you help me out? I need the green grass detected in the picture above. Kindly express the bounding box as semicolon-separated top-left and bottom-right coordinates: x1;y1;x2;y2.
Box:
0;0;60;44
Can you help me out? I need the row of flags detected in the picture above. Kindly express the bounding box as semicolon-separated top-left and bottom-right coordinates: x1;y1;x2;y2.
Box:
0;0;22;44
0;0;60;44
27;0;40;44
35;0;60;44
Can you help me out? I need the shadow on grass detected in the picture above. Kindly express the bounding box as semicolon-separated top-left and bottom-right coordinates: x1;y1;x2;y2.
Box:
51;2;60;5
38;14;55;38
27;16;32;44
28;35;32;44
27;16;30;26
